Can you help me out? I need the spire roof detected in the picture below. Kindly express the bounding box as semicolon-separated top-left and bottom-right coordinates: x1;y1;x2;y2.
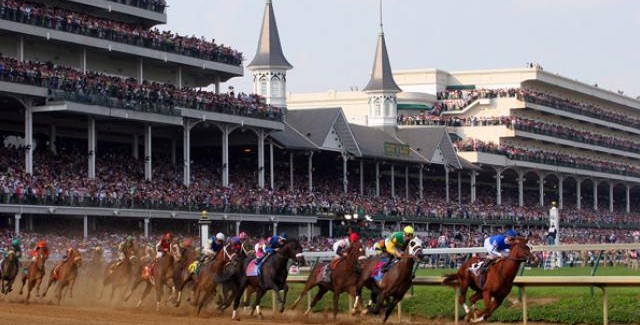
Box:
247;0;292;70
362;1;401;93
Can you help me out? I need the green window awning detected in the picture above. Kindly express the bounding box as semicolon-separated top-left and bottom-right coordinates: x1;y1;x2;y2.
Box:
446;85;476;90
398;104;431;110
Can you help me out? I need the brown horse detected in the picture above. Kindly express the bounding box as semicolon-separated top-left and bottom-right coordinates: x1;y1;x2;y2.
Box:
190;244;239;316
443;237;534;323
19;247;47;304
356;237;423;323
1;250;19;294
231;239;303;320
42;248;82;305
99;245;140;301
290;241;366;319
170;244;197;307
124;249;174;312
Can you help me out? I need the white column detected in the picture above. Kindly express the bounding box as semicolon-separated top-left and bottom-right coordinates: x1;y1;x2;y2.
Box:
221;125;230;187
391;164;395;197
308;152;314;193
24;103;33;175
329;220;333;238
137;58;144;83
458;172;462;205
272;222;278;236
144;218;150;239
215;76;221;95
496;168;502;206
539;173;545;207
28;215;33;232
83;215;88;239
626;184;631;213
360;160;364;196
257;129;265;188
470;171;477;203
445;167;450;203
235;221;241;236
81;46;87;74
132;134;139;160
199;218;210;250
183;123;191;186
87;117;96;179
307;223;312;240
342;153;348;194
49;125;57;154
609;183;614;213
577;178;582;210
405;166;409;199
518;171;525;207
558;175;564;210
289;152;294;191
171;139;177;167
14;214;21;236
269;141;275;189
593;180;598;211
144;125;152;181
17;35;24;61
375;162;380;197
176;66;183;88
419;165;424;200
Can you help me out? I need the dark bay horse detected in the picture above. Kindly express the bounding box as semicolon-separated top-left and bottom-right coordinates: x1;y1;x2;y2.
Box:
170;244;197;307
443;237;534;323
43;248;82;305
100;246;140;301
231;239;303;320
0;250;19;294
190;244;240;316
357;237;423;323
19;247;47;304
124;249;174;311
290;241;366;319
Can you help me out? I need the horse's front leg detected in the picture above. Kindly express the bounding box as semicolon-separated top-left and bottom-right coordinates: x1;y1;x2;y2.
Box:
278;283;288;313
35;276;43;298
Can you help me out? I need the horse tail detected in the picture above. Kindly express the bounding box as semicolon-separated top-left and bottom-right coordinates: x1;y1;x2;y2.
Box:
442;273;460;286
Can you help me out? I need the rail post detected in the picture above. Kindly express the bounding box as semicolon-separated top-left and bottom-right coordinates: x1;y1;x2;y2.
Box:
454;286;459;325
602;286;608;325
590;250;604;296
521;285;528;325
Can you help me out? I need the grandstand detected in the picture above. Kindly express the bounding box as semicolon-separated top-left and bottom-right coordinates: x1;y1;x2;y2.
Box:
0;0;639;254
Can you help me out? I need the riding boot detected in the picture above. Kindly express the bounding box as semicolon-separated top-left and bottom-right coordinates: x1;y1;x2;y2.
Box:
381;257;394;273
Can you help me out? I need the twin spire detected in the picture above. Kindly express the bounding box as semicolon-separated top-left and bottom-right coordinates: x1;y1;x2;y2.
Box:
247;0;292;70
363;0;401;93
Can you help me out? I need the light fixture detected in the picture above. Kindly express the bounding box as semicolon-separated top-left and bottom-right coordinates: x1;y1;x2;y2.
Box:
344;214;352;220
365;215;373;222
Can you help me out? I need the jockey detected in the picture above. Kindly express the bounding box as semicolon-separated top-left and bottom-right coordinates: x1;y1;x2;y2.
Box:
182;238;192;249
31;240;49;261
254;239;266;259
239;232;249;241
256;233;287;269
381;226;414;271
230;236;242;251
117;236;135;262
155;232;173;259
372;239;386;255
333;232;360;258
1;238;22;267
200;232;225;263
476;229;517;275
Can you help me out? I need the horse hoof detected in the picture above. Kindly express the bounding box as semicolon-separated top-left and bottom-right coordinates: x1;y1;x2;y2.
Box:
350;308;357;316
257;314;263;320
471;316;484;323
360;309;368;316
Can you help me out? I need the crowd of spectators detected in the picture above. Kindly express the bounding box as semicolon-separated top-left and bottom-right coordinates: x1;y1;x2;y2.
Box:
0;55;284;120
436;88;518;112
107;0;166;13
398;115;510;126
455;138;640;178
0;0;241;65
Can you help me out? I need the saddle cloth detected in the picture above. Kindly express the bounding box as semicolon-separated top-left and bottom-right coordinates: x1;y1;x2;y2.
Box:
468;260;485;276
245;259;259;277
372;257;393;282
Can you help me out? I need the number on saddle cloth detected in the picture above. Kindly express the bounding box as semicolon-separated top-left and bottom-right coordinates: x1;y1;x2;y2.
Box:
372;257;392;282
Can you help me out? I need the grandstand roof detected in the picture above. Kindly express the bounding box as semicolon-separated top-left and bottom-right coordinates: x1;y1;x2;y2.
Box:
397;127;462;169
285;108;361;156
247;0;293;70
348;124;427;163
270;121;319;150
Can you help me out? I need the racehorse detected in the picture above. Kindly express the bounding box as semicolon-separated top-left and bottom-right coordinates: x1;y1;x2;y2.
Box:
170;243;197;307
290;241;366;319
0;250;19;294
230;239;303;320
190;244;240;316
442;237;534;323
99;245;140;301
356;237;423;323
124;249;174;312
19;246;47;304
42;248;82;305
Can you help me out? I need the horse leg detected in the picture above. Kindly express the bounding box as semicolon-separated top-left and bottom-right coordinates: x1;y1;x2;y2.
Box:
472;290;493;323
137;282;153;309
68;277;76;299
197;286;216;316
42;275;55;297
277;283;288;313
482;295;505;320
349;286;359;316
331;291;341;320
19;273;26;295
253;288;266;320
291;279;316;310
305;287;328;316
124;277;143;302
382;297;399;323
35;277;43;298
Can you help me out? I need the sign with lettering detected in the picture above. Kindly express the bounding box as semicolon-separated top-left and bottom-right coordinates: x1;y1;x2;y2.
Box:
384;142;410;157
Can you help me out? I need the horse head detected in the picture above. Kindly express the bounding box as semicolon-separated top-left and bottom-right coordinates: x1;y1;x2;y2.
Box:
69;248;83;266
407;237;424;259
5;250;15;262
170;243;182;261
348;241;367;260
509;237;534;264
280;239;304;265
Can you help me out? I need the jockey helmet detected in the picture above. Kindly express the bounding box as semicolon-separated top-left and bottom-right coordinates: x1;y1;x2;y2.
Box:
127;235;134;242
11;238;19;246
403;226;414;236
505;229;517;238
164;232;173;240
37;240;47;248
239;232;249;240
183;238;192;247
231;236;241;245
279;232;288;239
215;232;225;241
349;232;360;243
95;246;103;252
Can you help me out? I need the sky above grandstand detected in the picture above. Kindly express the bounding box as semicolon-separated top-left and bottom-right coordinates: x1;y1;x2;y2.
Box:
165;0;640;98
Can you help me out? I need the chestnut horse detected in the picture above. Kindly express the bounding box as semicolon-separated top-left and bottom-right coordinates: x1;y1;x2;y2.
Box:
290;241;366;319
19;246;47;304
443;237;534;323
100;245;140;301
43;248;82;305
170;244;197;307
190;244;240;316
124;249;174;312
0;250;19;294
230;239;303;320
356;237;423;323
